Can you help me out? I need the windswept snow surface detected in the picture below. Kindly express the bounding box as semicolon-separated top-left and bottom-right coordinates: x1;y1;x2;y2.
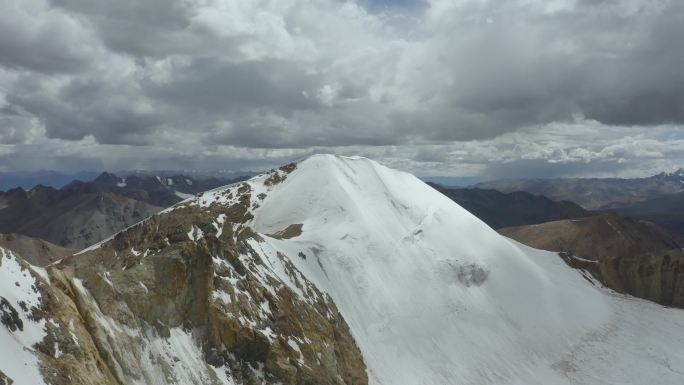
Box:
244;154;684;385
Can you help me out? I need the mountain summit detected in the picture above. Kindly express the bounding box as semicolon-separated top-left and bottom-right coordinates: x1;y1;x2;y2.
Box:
2;154;684;385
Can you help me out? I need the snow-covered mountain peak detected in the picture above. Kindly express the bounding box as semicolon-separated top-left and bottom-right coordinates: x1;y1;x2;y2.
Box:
241;154;611;384
171;153;684;385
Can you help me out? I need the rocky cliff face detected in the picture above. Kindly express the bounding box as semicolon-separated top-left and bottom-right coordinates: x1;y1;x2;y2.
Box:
561;249;684;308
0;162;366;385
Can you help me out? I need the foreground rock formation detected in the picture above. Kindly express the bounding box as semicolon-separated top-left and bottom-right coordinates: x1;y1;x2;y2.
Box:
0;161;365;385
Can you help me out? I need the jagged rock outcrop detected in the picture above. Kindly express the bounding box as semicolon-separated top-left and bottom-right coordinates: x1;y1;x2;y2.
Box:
560;249;684;308
0;246;118;385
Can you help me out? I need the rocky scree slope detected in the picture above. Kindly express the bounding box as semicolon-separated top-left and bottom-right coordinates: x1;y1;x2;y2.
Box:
2;155;684;385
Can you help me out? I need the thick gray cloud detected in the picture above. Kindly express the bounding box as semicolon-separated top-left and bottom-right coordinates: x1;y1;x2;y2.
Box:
0;0;97;73
0;0;682;177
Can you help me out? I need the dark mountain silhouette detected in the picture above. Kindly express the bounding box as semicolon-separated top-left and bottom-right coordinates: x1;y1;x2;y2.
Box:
430;183;591;229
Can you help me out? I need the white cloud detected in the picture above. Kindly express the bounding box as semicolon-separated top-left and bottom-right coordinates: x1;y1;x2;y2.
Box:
0;0;682;177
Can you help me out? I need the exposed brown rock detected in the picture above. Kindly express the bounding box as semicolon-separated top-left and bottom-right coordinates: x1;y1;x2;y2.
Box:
1;164;366;385
0;370;13;385
560;250;684;308
0;165;366;385
499;213;680;260
0;297;22;332
268;224;303;240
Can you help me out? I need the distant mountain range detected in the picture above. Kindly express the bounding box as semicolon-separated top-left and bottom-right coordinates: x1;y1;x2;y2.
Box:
0;170;256;190
0;170;101;190
429;184;591;229
0;172;248;249
476;168;684;210
605;190;684;242
3;166;683;249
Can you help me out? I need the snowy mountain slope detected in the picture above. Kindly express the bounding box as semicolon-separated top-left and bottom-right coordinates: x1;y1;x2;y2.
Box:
229;154;684;385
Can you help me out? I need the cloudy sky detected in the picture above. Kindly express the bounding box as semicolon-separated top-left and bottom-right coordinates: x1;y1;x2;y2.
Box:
1;0;683;180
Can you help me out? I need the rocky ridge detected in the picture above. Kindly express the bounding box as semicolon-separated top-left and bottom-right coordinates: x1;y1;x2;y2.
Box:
476;168;684;209
0;162;366;385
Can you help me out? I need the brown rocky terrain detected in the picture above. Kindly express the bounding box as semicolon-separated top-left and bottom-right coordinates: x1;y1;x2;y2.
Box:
0;233;74;266
560;249;684;308
499;213;680;260
0;164;366;385
500;213;684;308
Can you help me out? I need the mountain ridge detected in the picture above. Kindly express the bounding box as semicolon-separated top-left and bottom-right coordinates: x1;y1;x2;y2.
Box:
2;155;684;385
0;233;75;266
429;183;591;229
499;213;681;260
0;172;249;249
604;190;684;242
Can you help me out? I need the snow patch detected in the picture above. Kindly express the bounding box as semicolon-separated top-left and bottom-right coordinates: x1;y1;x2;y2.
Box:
187;225;204;242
